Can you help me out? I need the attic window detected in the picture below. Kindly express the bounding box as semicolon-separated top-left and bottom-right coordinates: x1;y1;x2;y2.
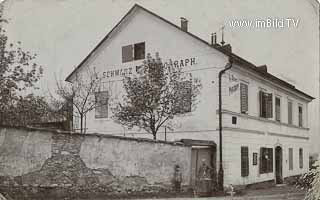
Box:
134;42;145;60
122;42;145;63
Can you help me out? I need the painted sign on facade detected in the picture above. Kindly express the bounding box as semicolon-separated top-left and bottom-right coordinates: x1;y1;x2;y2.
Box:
102;57;197;79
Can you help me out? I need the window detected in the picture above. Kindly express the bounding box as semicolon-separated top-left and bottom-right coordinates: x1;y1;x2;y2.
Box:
298;105;303;127
173;81;192;114
275;97;281;122
122;42;145;63
289;148;293;170
259;91;273;118
253;153;258;165
299;148;303;169
240;83;248;114
260;147;273;174
232;116;237;124
95;91;109;118
73;115;80;130
134;42;145;60
241;146;249;177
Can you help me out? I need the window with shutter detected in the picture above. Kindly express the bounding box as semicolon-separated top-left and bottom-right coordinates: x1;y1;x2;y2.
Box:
275;97;281;122
266;93;273;118
240;83;248;114
173;81;192;114
289;148;293;170
288;101;293;125
299;148;303;169
298;106;303;127
122;42;145;63
259;91;266;117
259;91;273;118
259;147;273;174
122;45;133;63
95;91;109;118
241;146;249;177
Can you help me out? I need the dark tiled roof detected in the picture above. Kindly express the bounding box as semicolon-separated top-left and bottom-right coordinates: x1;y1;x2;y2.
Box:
65;4;314;100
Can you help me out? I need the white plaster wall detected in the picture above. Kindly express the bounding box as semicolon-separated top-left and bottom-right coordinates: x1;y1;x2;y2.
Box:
74;8;228;135
0;128;52;176
79;136;192;185
222;130;309;186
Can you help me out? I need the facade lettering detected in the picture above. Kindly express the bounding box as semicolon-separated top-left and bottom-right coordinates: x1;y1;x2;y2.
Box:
102;57;196;79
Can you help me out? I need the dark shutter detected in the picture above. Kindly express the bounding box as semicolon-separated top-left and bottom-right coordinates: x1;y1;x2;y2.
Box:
288;101;293;124
275;97;281;122
266;93;273;118
298;106;303;127
122;45;133;63
240;83;248;114
174;81;192;114
241;146;249;177
259;91;264;117
95;91;109;118
259;148;263;174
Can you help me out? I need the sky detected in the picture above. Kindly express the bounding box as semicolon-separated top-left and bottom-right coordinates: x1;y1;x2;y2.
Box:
2;0;320;153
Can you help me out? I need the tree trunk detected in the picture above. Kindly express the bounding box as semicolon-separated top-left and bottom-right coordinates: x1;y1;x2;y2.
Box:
80;113;83;134
152;131;157;140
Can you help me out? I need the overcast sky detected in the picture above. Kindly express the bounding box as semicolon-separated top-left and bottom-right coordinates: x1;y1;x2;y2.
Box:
2;0;320;152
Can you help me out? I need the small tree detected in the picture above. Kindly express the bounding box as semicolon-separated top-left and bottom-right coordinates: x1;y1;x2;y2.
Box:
55;69;103;133
113;53;201;140
0;8;43;125
305;161;320;200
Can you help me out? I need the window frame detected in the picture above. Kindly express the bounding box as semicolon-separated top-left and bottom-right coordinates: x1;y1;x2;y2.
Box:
241;146;249;177
122;42;145;63
259;147;273;174
298;105;303;127
134;42;145;60
299;148;303;169
259;91;273;118
95;91;109;119
289;148;293;170
173;80;192;115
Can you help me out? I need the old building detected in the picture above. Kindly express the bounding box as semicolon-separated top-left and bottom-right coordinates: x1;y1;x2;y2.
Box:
65;4;314;187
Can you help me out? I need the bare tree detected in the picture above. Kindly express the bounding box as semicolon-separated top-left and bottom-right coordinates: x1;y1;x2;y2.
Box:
113;53;201;140
54;69;104;133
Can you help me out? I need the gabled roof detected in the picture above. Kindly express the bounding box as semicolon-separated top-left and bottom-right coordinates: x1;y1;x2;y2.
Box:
65;4;314;101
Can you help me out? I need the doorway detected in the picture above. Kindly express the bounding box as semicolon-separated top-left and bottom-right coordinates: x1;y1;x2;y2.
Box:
191;147;213;186
275;146;283;184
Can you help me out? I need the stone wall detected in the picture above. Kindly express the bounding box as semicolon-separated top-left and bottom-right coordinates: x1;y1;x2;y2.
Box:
0;126;192;199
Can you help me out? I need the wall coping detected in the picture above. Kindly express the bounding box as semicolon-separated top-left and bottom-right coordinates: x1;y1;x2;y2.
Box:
0;125;189;147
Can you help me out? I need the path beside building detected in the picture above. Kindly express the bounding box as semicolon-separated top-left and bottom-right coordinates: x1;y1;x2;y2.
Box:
140;185;306;200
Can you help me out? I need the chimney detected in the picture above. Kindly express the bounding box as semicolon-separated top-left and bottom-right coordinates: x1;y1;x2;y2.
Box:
180;17;188;32
257;65;268;73
211;33;217;45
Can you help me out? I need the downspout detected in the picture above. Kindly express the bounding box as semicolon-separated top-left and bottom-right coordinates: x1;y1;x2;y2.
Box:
218;58;233;191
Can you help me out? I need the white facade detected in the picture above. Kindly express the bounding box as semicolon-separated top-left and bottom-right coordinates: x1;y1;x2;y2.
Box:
67;4;314;186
